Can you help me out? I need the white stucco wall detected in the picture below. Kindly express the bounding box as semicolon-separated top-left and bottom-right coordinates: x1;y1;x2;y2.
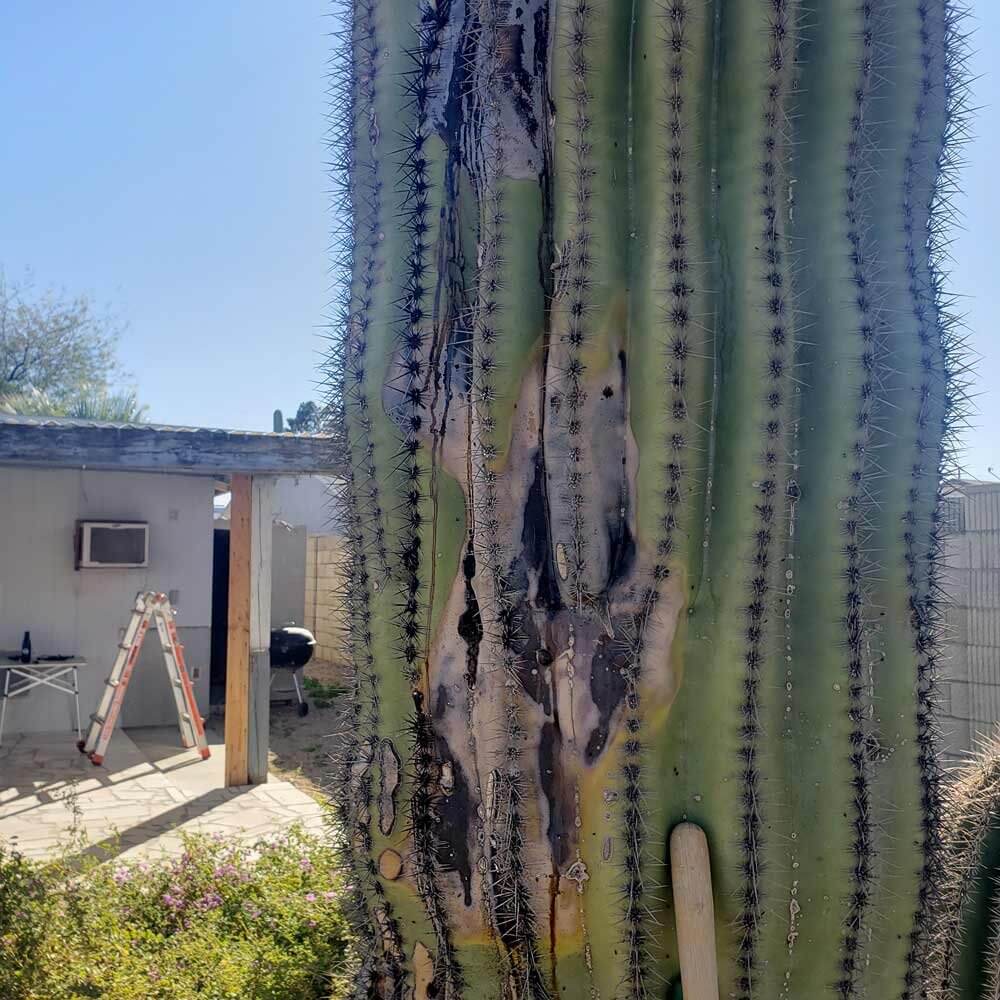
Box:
216;475;341;632
272;523;307;628
271;475;341;536
0;467;214;735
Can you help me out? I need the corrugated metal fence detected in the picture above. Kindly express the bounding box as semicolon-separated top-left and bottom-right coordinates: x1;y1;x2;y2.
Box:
941;482;1000;757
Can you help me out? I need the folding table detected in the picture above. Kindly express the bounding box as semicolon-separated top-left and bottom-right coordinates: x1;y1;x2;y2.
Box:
0;655;85;746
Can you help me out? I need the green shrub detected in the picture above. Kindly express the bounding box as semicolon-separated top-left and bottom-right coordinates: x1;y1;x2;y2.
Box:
0;827;353;1000
302;678;345;708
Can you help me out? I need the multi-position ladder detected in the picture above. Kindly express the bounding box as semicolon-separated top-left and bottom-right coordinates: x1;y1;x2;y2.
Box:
78;592;210;766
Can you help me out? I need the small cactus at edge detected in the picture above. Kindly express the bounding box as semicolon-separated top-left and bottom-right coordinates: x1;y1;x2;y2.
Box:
928;735;1000;1000
321;1;974;997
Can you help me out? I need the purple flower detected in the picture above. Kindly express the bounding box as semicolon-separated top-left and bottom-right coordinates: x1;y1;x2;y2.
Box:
305;892;317;902
213;864;238;879
299;857;313;872
323;891;337;901
112;866;131;886
196;892;223;912
162;883;186;911
242;900;260;918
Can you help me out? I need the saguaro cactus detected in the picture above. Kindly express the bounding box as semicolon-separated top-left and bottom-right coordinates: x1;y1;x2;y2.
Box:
928;736;1000;1000
324;1;969;997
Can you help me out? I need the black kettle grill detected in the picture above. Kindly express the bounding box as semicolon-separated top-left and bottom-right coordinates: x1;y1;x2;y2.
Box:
269;625;316;716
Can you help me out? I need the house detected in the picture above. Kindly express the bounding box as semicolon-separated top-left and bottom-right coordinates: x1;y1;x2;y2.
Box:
212;474;346;702
0;413;338;785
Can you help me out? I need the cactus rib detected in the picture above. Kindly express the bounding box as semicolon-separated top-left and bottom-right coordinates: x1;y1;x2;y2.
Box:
394;3;464;993
733;3;798;996
470;6;547;993
325;1;408;991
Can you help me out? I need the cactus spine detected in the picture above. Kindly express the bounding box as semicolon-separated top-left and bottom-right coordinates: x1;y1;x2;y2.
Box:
325;1;970;997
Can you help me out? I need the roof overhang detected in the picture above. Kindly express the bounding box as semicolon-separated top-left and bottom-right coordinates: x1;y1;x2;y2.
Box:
0;414;342;477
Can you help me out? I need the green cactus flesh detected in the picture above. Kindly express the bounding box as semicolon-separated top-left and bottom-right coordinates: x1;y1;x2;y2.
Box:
325;0;968;997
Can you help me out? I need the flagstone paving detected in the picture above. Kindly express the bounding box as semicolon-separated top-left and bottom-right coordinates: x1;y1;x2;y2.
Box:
0;725;327;860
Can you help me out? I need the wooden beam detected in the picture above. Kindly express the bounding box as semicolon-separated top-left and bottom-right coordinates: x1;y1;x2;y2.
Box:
224;474;252;787
247;476;273;784
0;416;342;476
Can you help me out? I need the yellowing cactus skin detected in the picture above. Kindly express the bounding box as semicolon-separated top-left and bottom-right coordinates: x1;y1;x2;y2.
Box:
323;1;970;997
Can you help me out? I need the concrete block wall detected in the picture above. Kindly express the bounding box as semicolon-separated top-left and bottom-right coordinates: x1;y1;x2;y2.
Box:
304;534;348;669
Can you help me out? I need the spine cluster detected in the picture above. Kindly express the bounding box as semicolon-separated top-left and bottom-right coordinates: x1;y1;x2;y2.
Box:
325;2;408;994
735;3;797;996
655;1;694;597
902;4;972;993
469;9;546;991
557;0;595;611
408;695;463;996
343;0;390;583
835;4;882;996
395;3;462;993
614;4;703;995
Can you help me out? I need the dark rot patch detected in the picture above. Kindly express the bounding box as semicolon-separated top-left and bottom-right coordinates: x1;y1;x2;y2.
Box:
432;735;475;906
434;684;449;720
584;632;628;763
539;721;572;867
604;509;636;593
520;449;562;612
513;610;553;715
457;543;483;688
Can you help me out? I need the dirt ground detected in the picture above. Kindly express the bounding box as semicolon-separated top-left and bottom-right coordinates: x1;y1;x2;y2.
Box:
267;659;349;803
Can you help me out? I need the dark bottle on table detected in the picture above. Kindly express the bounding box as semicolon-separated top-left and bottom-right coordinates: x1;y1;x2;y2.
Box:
20;631;31;664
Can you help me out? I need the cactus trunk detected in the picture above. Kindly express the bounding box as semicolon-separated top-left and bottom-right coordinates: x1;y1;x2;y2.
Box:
325;1;967;997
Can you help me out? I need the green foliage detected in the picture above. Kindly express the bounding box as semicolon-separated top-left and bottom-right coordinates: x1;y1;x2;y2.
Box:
287;401;321;433
303;676;346;708
0;272;123;402
0;827;354;1000
0;385;148;422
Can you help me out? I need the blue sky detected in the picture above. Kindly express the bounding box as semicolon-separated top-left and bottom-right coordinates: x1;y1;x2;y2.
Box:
1;2;997;474
1;1;329;433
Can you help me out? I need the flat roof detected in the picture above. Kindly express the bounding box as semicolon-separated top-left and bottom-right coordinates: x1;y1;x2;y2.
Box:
0;413;342;476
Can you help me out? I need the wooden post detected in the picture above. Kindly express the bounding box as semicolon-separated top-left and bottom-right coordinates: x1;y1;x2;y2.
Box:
224;474;273;787
670;822;720;1000
224;475;251;787
248;476;273;784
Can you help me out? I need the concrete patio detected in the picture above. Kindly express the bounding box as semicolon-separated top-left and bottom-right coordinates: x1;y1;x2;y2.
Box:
0;724;327;861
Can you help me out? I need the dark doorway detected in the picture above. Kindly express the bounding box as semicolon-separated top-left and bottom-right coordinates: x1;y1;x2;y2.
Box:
210;528;230;706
